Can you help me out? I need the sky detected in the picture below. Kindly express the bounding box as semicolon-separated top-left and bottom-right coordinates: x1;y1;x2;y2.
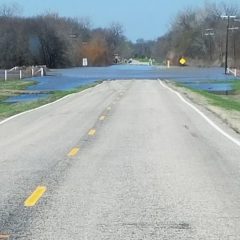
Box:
0;0;238;41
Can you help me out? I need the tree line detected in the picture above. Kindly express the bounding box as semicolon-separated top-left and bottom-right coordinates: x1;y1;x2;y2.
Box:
0;3;132;68
135;2;240;68
1;2;240;68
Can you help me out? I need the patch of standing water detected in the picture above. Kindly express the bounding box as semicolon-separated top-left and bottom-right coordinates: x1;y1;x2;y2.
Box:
5;93;49;103
183;82;233;93
5;65;237;103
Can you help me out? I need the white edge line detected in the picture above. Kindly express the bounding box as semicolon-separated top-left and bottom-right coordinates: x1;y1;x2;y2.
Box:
0;82;104;126
159;80;240;147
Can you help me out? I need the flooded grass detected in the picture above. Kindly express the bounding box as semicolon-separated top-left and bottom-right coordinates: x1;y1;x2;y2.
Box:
176;79;240;112
0;80;37;101
0;80;37;91
0;80;101;120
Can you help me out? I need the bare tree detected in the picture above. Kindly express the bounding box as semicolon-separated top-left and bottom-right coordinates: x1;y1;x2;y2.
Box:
150;1;240;67
0;2;22;17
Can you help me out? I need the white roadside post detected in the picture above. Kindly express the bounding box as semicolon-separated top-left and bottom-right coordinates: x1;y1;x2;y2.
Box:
41;68;44;77
20;70;22;80
167;60;170;68
32;68;34;77
149;58;153;66
4;70;7;81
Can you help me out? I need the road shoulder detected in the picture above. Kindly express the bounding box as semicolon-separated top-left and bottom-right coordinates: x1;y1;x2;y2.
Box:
164;80;240;134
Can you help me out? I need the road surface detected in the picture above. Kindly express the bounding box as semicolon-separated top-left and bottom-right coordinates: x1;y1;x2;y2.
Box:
0;80;240;239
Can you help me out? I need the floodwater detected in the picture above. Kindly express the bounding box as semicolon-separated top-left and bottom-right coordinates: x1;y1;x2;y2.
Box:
5;93;49;103
5;65;236;103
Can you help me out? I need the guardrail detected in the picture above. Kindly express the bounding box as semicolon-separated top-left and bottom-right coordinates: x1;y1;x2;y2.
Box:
0;66;46;81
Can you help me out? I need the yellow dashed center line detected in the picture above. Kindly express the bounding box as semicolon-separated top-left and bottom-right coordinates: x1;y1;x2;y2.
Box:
88;129;96;136
68;147;80;157
99;116;105;121
24;186;47;207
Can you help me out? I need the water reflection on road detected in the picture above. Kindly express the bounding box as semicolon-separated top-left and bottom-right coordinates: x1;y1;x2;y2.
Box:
5;65;236;103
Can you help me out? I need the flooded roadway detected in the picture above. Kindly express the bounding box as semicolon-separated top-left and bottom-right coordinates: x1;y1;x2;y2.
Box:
5;65;237;102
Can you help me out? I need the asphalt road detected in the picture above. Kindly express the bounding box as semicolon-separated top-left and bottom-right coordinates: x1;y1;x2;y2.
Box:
1;80;240;239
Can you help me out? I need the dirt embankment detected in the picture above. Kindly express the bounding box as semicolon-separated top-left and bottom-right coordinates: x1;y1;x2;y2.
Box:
166;81;240;134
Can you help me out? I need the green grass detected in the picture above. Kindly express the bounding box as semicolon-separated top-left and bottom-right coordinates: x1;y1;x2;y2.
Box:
0;80;101;120
176;80;240;112
0;80;37;101
0;80;37;91
233;80;240;93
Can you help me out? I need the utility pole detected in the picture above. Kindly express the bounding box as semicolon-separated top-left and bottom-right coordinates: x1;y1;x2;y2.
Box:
204;29;214;61
229;27;239;67
234;19;240;68
221;15;236;74
225;16;230;74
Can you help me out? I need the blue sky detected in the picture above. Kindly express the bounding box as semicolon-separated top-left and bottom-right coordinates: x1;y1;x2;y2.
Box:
0;0;238;41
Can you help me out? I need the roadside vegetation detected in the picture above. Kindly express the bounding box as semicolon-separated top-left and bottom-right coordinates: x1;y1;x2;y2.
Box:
134;3;240;68
1;2;240;69
0;80;36;101
0;3;132;68
0;80;101;120
175;80;240;112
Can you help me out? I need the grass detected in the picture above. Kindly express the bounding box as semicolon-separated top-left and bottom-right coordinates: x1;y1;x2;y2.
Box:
0;80;37;91
0;80;37;101
175;80;240;112
233;80;240;93
0;79;101;120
